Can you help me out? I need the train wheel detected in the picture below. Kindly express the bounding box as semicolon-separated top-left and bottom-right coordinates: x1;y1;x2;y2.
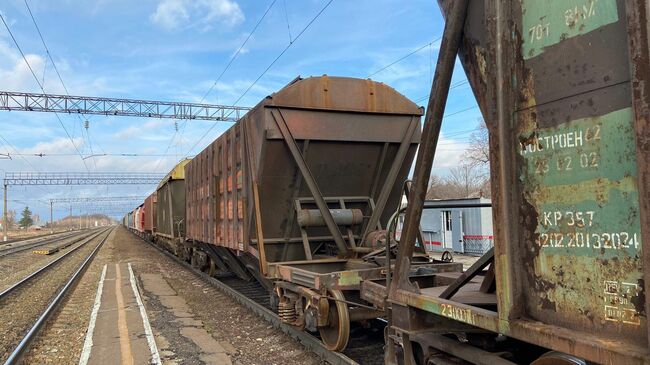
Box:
319;289;350;351
531;351;586;365
441;250;453;262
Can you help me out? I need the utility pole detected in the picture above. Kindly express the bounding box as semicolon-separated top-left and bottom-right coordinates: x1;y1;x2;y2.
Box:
69;204;72;231
50;200;53;234
3;184;7;241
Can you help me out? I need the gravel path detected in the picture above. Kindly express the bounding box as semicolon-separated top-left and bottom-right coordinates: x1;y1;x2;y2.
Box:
0;229;109;363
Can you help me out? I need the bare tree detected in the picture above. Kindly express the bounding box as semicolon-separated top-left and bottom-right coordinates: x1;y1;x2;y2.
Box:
464;119;490;167
427;163;490;200
6;209;16;230
427;174;460;199
448;163;486;197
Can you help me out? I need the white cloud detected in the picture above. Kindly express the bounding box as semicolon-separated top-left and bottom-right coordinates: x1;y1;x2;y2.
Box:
114;120;166;140
0;51;49;92
150;0;244;31
22;137;86;155
0;39;94;95
432;134;470;169
150;0;190;30
201;0;244;26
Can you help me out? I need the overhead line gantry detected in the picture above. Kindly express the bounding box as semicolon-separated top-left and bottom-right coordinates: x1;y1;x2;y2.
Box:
2;172;164;241
0;91;251;121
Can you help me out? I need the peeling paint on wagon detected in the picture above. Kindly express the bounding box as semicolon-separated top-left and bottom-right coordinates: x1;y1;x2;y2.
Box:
337;271;361;287
519;104;645;332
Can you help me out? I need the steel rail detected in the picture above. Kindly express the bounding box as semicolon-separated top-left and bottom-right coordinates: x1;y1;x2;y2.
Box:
0;229;94;258
0;230;82;248
2;227;112;365
138;232;359;365
0;228;107;299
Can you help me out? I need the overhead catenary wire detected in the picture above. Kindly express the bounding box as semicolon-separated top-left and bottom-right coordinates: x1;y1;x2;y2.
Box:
365;37;476;121
23;0;100;169
0;11;90;173
415;80;469;103
199;0;278;105
162;0;280;173
0;133;59;196
367;37;442;79
282;0;293;43
1;153;184;158
186;0;335;156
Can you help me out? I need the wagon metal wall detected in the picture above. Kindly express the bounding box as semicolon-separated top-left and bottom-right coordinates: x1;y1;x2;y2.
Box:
497;0;648;346
134;206;143;232
185;122;247;252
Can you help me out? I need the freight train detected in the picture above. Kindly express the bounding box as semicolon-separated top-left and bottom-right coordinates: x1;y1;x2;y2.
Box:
124;75;462;352
126;0;650;361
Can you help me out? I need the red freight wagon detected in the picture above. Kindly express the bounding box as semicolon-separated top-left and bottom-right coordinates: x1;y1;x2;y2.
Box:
143;192;156;235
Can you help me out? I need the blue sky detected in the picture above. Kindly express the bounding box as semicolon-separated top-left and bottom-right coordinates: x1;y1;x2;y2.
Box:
0;0;481;221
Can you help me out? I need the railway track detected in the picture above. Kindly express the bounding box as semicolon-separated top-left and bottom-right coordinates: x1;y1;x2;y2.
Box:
0;227;112;364
0;230;74;247
0;230;102;294
0;229;93;258
139;232;383;365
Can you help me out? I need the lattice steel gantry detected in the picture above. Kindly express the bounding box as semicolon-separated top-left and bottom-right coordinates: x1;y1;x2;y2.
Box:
0;91;250;121
3;172;164;240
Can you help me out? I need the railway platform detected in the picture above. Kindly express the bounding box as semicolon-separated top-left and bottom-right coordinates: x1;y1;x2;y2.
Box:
78;263;162;365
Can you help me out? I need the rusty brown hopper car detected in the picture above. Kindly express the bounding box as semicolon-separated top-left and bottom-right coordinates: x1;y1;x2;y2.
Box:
379;0;650;364
185;75;421;261
183;76;465;350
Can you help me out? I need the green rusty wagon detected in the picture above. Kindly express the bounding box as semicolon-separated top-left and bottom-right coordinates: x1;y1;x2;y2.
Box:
377;0;650;364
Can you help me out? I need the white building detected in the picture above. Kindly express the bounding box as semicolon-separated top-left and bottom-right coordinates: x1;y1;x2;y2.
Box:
417;198;493;256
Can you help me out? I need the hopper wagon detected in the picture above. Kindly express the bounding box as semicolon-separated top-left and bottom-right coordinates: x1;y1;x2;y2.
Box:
167;75;461;351
152;159;190;254
373;0;650;364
